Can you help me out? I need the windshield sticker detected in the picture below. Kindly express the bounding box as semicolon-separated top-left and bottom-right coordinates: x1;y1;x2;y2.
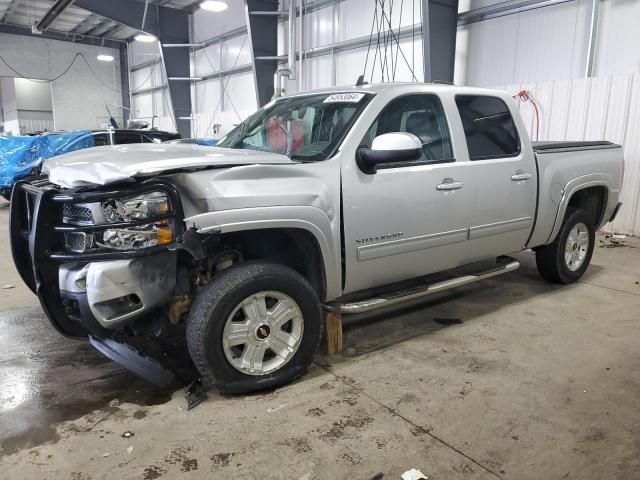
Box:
323;93;365;103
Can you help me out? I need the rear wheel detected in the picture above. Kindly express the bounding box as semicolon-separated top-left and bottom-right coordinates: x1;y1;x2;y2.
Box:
535;207;595;284
186;261;322;394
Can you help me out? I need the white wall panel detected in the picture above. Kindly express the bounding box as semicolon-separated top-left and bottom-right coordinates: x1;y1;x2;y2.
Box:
194;78;222;117
461;15;518;87
129;41;161;68
594;0;640;76
224;71;257;113
494;73;640;235
192;2;246;42
131;66;155;91
193;44;221;77
221;35;251;70
337;0;421;42
304;6;334;49
303;55;333;90
132;93;153;120
461;1;590;87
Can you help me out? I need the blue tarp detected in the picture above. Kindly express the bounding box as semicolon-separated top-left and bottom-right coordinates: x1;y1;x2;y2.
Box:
194;138;218;146
0;130;93;190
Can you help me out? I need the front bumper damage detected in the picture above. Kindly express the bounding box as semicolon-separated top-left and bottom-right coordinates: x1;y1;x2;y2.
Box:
9;178;186;386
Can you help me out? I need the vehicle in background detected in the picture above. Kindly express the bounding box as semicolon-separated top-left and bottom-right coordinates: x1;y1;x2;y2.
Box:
10;83;623;394
0;128;180;200
163;138;218;146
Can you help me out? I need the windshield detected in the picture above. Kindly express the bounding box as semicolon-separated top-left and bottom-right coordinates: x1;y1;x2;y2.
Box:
217;92;372;162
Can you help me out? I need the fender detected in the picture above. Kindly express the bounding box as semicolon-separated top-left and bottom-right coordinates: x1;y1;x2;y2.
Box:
546;174;615;244
185;205;342;300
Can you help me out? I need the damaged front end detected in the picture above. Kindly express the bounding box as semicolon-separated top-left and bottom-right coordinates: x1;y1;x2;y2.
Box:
9;177;191;386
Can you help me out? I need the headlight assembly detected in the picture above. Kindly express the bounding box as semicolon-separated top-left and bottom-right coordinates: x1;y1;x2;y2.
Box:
102;192;170;222
95;192;174;250
100;223;173;250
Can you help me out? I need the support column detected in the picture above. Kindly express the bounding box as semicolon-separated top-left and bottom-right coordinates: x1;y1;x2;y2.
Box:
119;44;130;127
422;0;459;83
75;0;192;137
245;0;279;107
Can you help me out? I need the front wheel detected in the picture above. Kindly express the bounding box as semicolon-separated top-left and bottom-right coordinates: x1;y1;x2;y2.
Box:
186;262;322;394
535;207;595;284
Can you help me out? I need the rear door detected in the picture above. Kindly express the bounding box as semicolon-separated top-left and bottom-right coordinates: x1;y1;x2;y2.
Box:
454;95;537;258
341;93;475;293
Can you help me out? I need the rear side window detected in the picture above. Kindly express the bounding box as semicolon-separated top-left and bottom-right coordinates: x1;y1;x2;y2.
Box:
455;95;520;160
114;132;143;144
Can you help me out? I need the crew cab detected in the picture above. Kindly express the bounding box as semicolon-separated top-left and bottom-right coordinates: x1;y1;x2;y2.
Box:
9;83;623;393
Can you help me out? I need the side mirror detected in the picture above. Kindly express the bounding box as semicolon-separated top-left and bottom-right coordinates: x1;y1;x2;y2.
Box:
357;132;422;174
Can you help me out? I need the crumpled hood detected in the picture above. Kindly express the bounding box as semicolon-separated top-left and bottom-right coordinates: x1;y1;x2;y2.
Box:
43;143;295;188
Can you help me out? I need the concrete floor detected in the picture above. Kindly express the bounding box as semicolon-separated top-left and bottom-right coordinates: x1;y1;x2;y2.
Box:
1;199;639;480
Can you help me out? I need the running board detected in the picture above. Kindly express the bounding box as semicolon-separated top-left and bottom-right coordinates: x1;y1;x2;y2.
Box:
323;258;520;315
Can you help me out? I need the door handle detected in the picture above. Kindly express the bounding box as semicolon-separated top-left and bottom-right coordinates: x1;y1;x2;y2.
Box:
511;172;532;181
436;178;464;191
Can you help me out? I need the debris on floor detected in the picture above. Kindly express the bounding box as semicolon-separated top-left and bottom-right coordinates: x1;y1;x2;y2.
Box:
121;431;134;438
266;403;288;413
600;234;636;249
1;284;14;289
401;468;428;480
126;446;134;455
184;377;208;410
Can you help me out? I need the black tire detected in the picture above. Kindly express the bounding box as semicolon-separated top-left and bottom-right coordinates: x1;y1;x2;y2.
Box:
535;207;595;284
186;261;323;394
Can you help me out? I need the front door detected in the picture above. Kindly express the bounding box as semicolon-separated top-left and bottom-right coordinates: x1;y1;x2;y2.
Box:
341;93;475;294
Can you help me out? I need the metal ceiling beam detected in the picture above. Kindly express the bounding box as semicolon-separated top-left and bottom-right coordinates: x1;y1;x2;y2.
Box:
101;23;127;39
0;22;124;48
74;0;192;137
35;0;76;32
457;0;573;25
71;12;100;34
422;0;459;83
84;18;112;36
0;0;25;23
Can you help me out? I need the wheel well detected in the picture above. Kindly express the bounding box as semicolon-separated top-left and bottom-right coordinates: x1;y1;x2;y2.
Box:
219;228;326;298
567;186;607;226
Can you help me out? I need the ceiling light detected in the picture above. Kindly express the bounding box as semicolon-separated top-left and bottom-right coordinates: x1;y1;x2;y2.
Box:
134;33;156;43
200;1;228;12
97;54;114;62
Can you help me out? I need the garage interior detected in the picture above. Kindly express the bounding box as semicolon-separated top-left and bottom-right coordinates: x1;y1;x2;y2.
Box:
1;0;640;479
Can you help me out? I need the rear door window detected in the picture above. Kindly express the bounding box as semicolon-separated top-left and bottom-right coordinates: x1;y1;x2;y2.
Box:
93;133;110;146
455;95;520;160
114;132;143;144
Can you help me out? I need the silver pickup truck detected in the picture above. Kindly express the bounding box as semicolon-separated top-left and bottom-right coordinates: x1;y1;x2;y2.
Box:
10;83;624;393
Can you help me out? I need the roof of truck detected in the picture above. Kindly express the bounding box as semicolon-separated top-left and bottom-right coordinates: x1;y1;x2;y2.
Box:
284;82;507;98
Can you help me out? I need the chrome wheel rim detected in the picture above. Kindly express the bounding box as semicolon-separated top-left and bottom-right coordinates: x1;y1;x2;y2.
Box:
222;291;304;376
564;222;589;272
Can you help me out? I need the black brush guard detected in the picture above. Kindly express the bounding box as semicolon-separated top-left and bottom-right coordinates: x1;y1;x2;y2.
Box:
9;178;185;339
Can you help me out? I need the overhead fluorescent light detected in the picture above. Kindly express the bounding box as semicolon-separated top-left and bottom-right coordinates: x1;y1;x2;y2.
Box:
134;33;156;43
200;1;228;12
168;77;203;81
97;54;114;62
